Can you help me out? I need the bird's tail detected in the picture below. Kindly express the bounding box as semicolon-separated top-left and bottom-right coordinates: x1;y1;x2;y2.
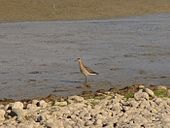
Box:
96;72;99;75
92;72;99;75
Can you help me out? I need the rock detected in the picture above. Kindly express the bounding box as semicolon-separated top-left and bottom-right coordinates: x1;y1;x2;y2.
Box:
99;99;108;107
55;101;67;106
144;88;155;97
156;85;167;90
138;84;145;89
0;109;5;122
94;113;103;119
134;89;149;101
1;85;170;127
161;115;170;127
130;124;141;128
16;123;38;128
38;100;47;108
125;107;138;116
153;97;163;105
128;99;140;108
122;106;130;112
11;102;24;110
68;96;84;103
102;123;109;127
47;119;64;128
82;113;91;120
46;122;58;128
104;91;113;95
132;115;148;125
32;100;48;108
139;100;151;109
4;104;11;112
167;89;170;97
120;100;130;106
117;113;131;124
111;102;122;112
26;104;38;111
93;105;102;111
0;105;4;109
32;99;39;106
4;102;25;121
13;102;23;109
9;108;26;121
166;98;170;106
1;124;17;128
36;115;43;123
84;120;93;126
114;94;124;101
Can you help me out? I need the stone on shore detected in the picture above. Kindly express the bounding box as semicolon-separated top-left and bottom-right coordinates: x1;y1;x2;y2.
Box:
144;88;155;97
167;89;170;97
0;109;5;123
134;89;149;100
156;85;167;90
67;96;84;103
0;85;170;127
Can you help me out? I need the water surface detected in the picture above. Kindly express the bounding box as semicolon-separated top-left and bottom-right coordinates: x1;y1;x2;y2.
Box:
0;14;170;99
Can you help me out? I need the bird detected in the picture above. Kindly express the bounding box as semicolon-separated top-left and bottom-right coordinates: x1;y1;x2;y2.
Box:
76;57;98;84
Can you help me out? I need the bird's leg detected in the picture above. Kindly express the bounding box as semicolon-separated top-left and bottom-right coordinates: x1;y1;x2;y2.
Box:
84;75;87;85
84;76;91;87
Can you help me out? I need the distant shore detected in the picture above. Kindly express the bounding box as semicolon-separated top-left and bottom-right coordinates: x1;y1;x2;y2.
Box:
0;0;170;22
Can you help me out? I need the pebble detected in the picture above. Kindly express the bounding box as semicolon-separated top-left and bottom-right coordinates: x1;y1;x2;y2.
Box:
38;100;47;108
32;100;39;106
0;109;5;122
144;88;155;97
0;87;169;128
84;120;93;126
68;96;84;103
156;85;167;90
134;89;149;101
55;101;67;106
167;89;170;97
10;108;26;121
138;84;145;89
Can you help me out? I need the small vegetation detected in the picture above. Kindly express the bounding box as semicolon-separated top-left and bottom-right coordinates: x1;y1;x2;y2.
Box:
90;99;100;107
124;92;134;99
154;89;168;98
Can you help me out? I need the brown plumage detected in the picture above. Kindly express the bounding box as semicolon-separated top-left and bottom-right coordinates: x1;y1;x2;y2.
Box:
77;57;98;83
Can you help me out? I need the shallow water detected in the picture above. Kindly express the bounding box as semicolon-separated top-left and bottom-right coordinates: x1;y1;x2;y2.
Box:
0;14;170;99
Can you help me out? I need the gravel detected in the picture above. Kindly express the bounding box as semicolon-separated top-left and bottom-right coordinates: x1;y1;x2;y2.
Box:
0;87;170;128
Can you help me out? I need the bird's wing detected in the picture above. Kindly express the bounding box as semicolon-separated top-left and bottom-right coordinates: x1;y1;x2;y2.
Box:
82;63;99;74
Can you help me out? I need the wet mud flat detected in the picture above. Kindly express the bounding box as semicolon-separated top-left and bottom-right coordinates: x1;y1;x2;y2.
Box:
0;14;170;99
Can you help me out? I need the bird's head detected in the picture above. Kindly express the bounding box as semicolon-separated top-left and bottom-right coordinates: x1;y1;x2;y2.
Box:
75;57;81;62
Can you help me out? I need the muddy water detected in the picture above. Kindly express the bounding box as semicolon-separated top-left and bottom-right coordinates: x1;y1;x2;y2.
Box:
0;14;170;99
